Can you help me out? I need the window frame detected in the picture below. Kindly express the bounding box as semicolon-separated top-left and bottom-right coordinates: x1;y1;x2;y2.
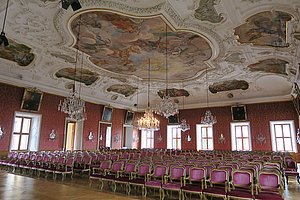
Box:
196;124;214;150
167;125;181;150
230;122;252;151
270;120;297;152
11;116;32;151
141;129;154;149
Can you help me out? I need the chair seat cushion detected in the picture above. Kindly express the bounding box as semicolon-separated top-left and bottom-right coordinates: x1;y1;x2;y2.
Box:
102;174;116;180
228;190;254;199
115;177;130;183
203;187;227;196
285;171;299;176
145;180;162;188
129;178;145;185
182;184;203;193
255;192;284;200
162;182;181;190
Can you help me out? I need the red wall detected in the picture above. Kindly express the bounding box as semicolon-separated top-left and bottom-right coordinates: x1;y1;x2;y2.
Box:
153;101;299;151
0;82;299;152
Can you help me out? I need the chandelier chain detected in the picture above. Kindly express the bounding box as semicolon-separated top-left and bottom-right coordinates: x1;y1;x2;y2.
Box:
1;0;9;32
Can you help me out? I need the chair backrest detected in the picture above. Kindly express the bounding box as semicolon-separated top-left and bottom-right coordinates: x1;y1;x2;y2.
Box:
210;169;228;184
184;164;194;176
66;157;74;167
137;163;151;176
258;171;281;190
169;166;185;181
82;156;91;165
285;160;297;170
189;167;206;182
111;154;119;161
124;163;136;173
153;165;168;178
111;161;124;172
100;160;112;170
232;170;253;188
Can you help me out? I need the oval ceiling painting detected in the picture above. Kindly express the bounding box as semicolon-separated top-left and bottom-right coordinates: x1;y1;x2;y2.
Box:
71;11;213;81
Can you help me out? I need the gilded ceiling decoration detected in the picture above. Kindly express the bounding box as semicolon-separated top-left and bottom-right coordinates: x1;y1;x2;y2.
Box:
247;59;288;75
234;11;292;47
0;40;34;66
158;88;190;98
0;0;298;109
107;84;137;97
71;11;212;81
194;0;223;23
209;80;249;93
55;68;99;86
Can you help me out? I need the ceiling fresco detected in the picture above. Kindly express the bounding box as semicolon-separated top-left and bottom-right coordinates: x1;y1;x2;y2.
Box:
247;59;288;75
234;11;292;47
0;0;298;109
209;80;249;94
106;84;137;97
55;68;99;86
158;88;190;98
0;40;34;66
71;11;212;81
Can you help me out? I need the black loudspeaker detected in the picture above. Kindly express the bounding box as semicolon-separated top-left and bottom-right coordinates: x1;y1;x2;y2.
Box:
231;105;247;121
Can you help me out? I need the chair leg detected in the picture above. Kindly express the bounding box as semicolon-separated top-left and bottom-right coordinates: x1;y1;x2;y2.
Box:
144;187;147;197
179;191;182;200
161;188;165;200
297;175;300;184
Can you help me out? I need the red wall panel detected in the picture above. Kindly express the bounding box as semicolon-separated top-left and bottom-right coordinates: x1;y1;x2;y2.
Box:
0;82;299;152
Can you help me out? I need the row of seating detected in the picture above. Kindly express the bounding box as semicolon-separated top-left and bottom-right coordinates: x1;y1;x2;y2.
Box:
0;149;298;199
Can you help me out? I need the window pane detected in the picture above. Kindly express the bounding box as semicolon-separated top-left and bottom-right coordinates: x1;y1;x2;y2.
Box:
276;138;284;151
208;139;213;150
177;139;181;149
236;127;242;137
207;127;213;137
202;139;207;150
275;125;282;137
242;126;249;137
11;134;20;150
284;138;293;151
236;138;243;150
202;128;207;137
22;118;31;133
20;135;29;150
283;125;291;137
13;117;22;133
172;140;176;149
243;138;250;150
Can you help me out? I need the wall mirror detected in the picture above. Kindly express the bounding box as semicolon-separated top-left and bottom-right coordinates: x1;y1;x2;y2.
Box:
98;121;112;149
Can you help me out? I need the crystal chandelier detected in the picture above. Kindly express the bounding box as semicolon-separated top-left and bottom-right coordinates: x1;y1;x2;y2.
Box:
58;17;86;121
137;59;160;130
155;23;178;118
201;68;217;125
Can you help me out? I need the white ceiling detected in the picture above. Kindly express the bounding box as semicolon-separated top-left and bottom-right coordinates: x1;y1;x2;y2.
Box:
0;0;299;111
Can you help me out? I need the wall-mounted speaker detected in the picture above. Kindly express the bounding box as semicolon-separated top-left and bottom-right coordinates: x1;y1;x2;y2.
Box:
231;105;247;121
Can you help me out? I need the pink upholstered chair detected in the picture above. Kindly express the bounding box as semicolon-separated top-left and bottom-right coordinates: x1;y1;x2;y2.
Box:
113;162;137;193
161;165;185;200
89;160;112;187
284;160;300;184
255;171;284;200
73;155;91;176
54;156;74;181
45;156;65;179
227;169;254;200
202;168;229;200
144;164;168;199
181;167;206;200
128;162;151;195
100;161;124;191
